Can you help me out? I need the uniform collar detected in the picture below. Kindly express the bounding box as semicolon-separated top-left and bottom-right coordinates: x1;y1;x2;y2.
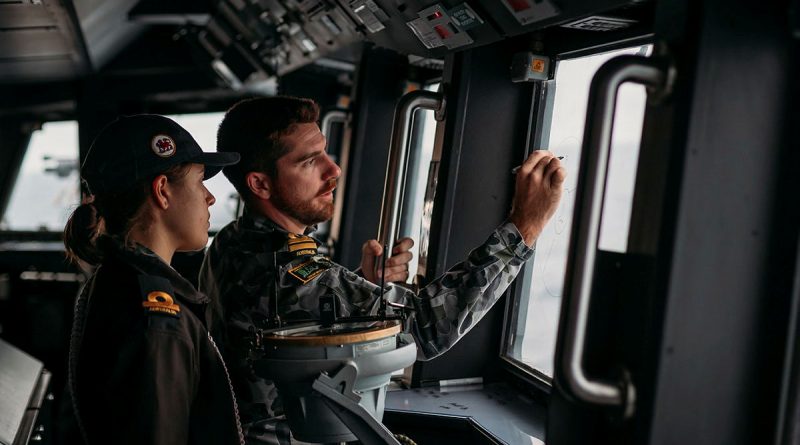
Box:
240;208;321;241
100;236;209;304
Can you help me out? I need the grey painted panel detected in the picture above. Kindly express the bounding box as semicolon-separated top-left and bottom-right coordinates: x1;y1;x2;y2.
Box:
386;383;546;444
0;57;81;83
648;2;795;444
0;5;57;29
0;28;72;58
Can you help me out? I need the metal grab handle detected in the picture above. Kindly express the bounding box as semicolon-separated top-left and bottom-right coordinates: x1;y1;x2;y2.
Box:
377;90;444;257
321;110;347;141
561;55;668;416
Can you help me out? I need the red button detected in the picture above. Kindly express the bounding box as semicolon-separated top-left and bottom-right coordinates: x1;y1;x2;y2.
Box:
506;0;531;12
433;25;451;39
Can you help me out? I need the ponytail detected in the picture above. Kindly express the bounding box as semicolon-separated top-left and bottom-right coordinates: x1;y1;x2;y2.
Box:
64;163;194;265
64;201;104;265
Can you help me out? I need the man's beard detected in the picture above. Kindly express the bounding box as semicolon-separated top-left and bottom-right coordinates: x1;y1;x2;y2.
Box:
271;179;335;226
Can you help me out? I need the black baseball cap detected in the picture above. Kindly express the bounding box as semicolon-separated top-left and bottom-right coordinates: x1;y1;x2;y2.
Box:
81;114;240;195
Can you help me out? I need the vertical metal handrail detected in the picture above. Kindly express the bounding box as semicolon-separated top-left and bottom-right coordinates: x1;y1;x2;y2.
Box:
321;110;347;142
561;55;668;417
318;110;347;244
377;90;444;257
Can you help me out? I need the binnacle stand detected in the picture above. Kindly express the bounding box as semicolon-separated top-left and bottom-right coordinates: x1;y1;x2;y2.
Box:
312;362;401;445
254;323;417;444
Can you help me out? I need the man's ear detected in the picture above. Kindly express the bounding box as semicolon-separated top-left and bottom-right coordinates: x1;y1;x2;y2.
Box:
151;175;170;210
246;172;272;200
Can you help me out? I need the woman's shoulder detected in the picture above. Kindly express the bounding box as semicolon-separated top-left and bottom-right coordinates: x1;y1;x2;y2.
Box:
91;257;207;342
90;255;139;299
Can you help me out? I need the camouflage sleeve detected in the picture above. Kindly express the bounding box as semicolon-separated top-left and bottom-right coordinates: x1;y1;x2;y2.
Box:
405;220;534;360
198;246;222;328
199;237;279;415
198;238;241;341
199;234;269;333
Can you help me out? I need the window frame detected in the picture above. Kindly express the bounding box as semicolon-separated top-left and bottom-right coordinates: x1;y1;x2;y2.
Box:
1;119;80;235
164;111;241;234
498;38;655;392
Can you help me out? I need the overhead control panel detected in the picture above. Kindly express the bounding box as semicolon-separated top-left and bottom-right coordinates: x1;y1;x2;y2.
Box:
500;0;560;26
185;0;364;88
352;0;652;58
406;4;483;50
351;0;504;57
179;0;653;89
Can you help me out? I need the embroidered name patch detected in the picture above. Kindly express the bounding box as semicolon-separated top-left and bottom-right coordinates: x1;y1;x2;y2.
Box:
288;259;332;284
142;290;181;317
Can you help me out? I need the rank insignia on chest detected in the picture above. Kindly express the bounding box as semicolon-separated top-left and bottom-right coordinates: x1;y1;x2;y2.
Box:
288;258;333;284
138;275;181;318
287;233;318;257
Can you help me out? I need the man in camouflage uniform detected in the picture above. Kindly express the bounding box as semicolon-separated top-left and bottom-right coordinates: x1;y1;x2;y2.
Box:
199;96;565;444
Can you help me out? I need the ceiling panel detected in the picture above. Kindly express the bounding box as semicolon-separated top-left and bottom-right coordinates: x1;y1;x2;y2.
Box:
0;28;72;58
0;0;88;84
0;4;56;29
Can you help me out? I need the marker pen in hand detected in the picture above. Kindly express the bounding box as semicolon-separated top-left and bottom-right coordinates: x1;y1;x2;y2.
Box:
511;156;564;175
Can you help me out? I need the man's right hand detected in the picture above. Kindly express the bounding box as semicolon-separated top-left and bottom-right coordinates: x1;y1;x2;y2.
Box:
509;150;566;247
360;238;414;285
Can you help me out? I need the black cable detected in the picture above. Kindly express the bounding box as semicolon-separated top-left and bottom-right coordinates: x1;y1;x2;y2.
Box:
378;241;389;318
271;251;281;328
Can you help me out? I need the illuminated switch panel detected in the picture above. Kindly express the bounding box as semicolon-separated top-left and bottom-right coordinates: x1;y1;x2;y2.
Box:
501;0;559;26
407;3;482;50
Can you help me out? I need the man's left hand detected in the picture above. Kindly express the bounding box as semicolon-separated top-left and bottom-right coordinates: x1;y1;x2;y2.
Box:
360;237;414;285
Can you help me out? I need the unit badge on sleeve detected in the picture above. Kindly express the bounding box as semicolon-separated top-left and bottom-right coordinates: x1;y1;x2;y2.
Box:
288;258;333;284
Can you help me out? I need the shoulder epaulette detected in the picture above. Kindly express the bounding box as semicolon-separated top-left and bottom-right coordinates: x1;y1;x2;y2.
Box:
138;274;180;318
287;233;318;257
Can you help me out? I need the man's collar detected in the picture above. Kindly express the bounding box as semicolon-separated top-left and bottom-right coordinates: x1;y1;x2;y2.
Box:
241;207;320;238
241;209;282;233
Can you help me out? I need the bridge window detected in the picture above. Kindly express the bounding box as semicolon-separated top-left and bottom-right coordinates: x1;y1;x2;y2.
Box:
1;115;239;234
166;112;240;231
3;121;80;232
504;45;652;380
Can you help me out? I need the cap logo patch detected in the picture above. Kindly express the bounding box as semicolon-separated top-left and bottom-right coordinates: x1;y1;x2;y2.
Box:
151;134;176;157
